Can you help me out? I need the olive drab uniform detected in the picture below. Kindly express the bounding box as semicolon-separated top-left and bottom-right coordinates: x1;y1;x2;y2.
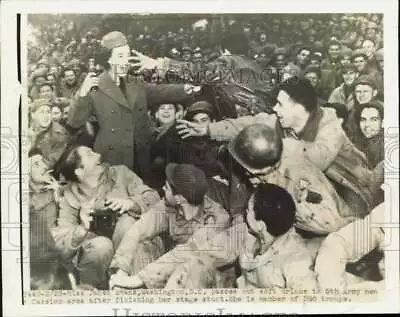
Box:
237;228;323;289
30;121;70;168
110;196;231;284
315;203;385;289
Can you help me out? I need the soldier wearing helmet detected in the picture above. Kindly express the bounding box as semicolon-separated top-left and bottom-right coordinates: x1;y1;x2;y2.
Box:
177;77;378;218
226;123;354;235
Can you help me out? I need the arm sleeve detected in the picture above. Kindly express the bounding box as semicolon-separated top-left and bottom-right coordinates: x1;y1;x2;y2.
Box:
283;249;319;289
110;201;169;274
67;93;94;129
207;113;275;142
51;193;88;259
138;220;247;289
122;166;160;214
302;115;345;171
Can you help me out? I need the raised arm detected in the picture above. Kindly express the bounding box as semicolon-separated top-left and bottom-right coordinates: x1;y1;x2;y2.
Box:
176;112;275;142
67;72;98;129
119;165;160;215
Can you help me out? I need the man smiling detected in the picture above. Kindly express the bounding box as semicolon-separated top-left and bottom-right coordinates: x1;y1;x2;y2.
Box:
351;101;384;169
29;98;70;168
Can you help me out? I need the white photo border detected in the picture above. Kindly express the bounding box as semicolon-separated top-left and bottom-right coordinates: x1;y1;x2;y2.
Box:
1;0;399;316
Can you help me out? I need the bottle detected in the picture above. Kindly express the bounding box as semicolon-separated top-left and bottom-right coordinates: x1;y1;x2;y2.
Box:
88;63;99;91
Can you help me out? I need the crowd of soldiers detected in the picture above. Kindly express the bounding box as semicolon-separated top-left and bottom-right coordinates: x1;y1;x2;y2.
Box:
28;13;385;291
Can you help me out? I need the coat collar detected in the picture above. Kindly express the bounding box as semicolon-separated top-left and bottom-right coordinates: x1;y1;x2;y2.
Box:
68;164;116;209
293;106;324;142
98;71;130;109
283;107;323;142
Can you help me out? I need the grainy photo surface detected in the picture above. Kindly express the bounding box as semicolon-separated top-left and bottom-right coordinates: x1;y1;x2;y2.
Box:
1;1;399;316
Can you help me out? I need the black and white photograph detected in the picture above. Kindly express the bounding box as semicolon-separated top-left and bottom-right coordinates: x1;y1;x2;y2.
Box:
1;0;399;316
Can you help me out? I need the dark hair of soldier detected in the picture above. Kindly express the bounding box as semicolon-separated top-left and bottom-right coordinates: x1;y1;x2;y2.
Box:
253;183;296;237
56;145;83;182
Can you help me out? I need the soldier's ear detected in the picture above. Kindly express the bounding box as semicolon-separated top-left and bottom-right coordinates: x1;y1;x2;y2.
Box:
74;167;83;179
373;89;378;97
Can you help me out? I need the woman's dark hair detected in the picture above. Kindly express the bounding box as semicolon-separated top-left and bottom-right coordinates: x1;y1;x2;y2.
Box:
56;145;83;182
253;183;296;237
94;46;113;70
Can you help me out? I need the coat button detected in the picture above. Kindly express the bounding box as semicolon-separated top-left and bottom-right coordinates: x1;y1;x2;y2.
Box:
111;128;116;132
109;146;114;150
111;110;116;114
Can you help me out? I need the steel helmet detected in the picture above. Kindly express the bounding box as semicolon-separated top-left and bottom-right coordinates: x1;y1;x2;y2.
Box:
227;123;282;174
